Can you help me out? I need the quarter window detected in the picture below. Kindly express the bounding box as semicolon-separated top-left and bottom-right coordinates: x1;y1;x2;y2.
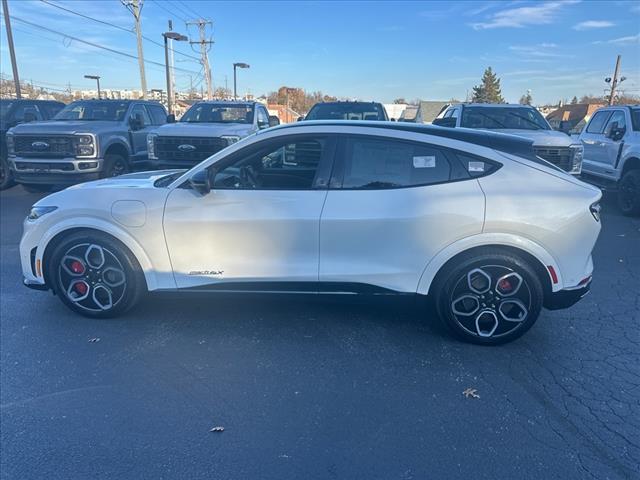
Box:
586;111;612;134
212;136;329;190
339;137;453;189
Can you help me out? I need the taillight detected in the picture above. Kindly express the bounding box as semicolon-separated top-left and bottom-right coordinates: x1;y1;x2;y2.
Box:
590;202;601;222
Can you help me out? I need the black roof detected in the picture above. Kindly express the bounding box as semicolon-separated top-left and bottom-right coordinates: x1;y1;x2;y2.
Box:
271;120;537;160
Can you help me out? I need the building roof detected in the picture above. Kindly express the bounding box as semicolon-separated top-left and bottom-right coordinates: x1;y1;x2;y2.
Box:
546;103;604;121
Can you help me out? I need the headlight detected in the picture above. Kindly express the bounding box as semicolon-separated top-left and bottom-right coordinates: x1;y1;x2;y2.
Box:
221;135;240;146
27;206;57;221
74;134;96;158
570;144;583;174
6;133;14;154
147;133;158;160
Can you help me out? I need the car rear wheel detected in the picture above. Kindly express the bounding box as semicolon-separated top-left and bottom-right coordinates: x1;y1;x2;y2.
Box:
0;157;16;190
47;231;145;318
617;169;640;216
102;154;130;178
434;250;543;345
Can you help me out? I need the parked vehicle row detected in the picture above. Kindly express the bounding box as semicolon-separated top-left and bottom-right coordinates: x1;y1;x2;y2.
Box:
20;121;602;345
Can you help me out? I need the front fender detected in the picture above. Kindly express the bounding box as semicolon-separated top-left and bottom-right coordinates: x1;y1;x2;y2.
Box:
100;135;132;157
34;217;164;291
416;233;562;295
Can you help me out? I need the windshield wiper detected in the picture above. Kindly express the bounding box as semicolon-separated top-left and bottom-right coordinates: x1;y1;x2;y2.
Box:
506;112;544;130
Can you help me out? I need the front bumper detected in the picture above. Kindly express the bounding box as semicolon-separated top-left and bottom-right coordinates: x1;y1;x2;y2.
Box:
9;156;104;185
544;279;591;310
23;277;48;291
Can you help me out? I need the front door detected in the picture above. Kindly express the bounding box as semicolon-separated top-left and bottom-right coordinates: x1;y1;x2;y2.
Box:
600;110;627;172
128;104;153;162
581;109;613;177
163;134;336;289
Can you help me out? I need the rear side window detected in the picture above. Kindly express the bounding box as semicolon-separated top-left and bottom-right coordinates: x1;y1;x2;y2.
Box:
337;136;455;189
586;111;612;134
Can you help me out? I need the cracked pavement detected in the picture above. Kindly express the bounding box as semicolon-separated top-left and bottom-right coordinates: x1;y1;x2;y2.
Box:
1;186;638;479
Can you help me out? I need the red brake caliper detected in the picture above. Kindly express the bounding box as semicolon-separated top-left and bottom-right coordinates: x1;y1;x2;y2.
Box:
70;260;85;274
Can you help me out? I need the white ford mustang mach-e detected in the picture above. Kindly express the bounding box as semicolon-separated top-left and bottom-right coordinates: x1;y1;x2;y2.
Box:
20;121;602;345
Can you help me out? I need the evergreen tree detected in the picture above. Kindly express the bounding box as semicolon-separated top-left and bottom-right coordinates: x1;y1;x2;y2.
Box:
519;91;533;105
570;96;578;104
471;67;504;103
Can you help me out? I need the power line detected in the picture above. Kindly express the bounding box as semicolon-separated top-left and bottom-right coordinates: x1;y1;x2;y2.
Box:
39;0;201;62
167;0;194;19
148;0;187;23
2;14;201;75
174;0;202;19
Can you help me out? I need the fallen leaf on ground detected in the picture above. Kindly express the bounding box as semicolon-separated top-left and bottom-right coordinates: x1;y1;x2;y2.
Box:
463;388;480;399
210;426;224;432
88;338;100;343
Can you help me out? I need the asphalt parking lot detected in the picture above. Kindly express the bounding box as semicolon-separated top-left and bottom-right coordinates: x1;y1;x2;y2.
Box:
1;185;638;480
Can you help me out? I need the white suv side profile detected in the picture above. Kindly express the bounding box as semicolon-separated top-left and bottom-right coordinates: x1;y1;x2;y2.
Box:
20;122;602;345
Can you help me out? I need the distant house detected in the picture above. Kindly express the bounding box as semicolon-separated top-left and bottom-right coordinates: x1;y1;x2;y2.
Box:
546;103;605;134
415;101;449;124
267;104;300;123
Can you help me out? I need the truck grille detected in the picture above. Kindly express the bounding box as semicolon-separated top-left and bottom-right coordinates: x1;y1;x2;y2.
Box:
534;146;572;172
13;135;75;158
155;136;228;163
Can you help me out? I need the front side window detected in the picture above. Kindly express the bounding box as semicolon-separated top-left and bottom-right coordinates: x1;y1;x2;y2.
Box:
586;110;612;134
54;101;129;121
13;104;43;122
338;137;454;189
603;110;626;136
256;107;269;128
461;107;550;130
212;136;329;190
130;105;152;127
181;103;254;124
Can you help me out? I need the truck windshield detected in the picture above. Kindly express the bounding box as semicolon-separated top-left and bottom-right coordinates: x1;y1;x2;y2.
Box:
0;100;14;120
54;101;129;121
461;107;550;130
306;103;385;121
181;103;254;124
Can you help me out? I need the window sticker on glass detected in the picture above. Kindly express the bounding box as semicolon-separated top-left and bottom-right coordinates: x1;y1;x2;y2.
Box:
413;156;436;168
468;161;486;173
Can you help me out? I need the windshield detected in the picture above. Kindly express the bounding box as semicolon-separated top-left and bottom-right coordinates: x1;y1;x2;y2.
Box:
54;101;129;121
0;100;14;120
181;103;254;124
306;103;385;121
631;108;640;132
461;107;550;130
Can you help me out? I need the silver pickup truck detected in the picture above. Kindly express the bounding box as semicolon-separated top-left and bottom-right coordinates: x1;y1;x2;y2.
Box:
579;105;640;215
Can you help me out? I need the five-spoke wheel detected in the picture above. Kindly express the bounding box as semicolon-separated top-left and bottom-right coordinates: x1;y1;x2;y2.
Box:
435;250;543;345
48;231;144;317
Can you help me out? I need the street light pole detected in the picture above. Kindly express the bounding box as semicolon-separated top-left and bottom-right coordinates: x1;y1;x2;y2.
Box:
233;63;250;100
162;31;188;115
84;75;101;99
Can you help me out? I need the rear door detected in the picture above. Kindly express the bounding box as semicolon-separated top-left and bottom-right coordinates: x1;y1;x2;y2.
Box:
319;134;485;293
581;109;613;177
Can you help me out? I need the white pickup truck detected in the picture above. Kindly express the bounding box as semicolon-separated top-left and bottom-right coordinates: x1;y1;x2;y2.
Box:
579;105;640;215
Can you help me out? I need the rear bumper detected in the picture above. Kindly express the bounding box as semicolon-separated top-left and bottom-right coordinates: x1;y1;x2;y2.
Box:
544;280;591;310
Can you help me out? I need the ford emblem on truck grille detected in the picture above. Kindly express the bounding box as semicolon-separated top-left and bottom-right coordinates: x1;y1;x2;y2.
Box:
31;141;50;150
178;144;196;152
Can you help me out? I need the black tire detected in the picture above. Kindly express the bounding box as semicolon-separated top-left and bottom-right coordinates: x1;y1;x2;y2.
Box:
433;249;544;345
102;154;130;178
617;169;640;216
0;156;16;190
22;184;52;194
47;231;145;318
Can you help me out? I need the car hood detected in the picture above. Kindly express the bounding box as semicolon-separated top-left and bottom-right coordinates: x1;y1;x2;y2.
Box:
489;129;576;147
9;120;119;134
154;122;253;137
60;170;185;193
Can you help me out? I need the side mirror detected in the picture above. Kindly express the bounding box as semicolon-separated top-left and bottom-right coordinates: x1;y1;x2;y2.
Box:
166;114;176;123
432;117;456;128
268;115;280;127
189;169;211;195
297;116;305;122
129;115;143;131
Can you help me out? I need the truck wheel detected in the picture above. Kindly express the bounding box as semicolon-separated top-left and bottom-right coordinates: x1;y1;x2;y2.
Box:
0;157;16;190
618;169;640;216
102;154;130;178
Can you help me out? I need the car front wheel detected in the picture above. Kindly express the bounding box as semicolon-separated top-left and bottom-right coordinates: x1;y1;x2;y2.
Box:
434;250;543;345
47;231;145;318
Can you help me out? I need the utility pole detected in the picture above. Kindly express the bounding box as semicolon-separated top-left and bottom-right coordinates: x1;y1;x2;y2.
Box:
608;55;622;106
168;20;176;105
122;0;147;99
2;0;21;99
187;19;213;100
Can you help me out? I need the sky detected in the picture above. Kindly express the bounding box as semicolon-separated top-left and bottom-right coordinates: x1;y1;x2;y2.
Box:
1;0;639;105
